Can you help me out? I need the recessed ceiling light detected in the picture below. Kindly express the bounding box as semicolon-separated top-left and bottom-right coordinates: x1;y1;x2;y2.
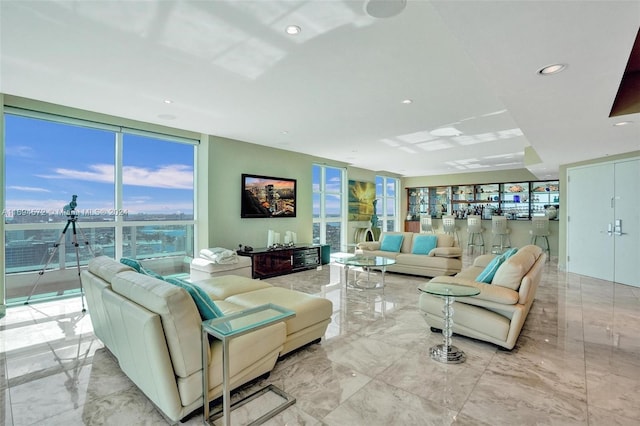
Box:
401;99;413;104
163;99;173;104
281;130;289;134
285;25;301;35
537;63;566;75
613;121;633;126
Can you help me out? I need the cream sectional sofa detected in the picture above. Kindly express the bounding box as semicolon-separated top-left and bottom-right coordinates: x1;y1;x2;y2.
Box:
419;245;546;350
82;256;332;423
356;232;463;277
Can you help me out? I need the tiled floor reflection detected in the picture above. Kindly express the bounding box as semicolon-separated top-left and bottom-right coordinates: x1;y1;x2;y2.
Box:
1;258;639;425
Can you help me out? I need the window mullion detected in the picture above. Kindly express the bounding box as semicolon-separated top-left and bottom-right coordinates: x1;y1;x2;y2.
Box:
114;132;124;260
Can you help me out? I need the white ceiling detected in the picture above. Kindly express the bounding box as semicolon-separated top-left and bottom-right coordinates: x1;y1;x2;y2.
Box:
1;0;639;179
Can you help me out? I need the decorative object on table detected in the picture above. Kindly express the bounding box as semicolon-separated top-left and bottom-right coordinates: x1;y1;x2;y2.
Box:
545;205;557;220
370;199;379;228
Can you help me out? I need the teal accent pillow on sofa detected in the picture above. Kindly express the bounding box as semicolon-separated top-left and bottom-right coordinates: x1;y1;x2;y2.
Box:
120;257;142;272
165;277;225;320
380;234;404;252
411;235;438;255
476;255;506;284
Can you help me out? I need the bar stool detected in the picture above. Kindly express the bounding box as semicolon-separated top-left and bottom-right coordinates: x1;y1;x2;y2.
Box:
442;215;460;246
466;215;484;255
420;214;435;233
491;215;511;254
530;216;551;261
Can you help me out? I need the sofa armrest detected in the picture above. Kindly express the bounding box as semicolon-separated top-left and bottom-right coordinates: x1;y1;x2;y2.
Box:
427;276;519;305
429;247;462;258
357;242;380;251
472;254;497;268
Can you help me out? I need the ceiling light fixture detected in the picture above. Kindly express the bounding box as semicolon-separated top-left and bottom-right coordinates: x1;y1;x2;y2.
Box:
365;0;407;18
537;63;566;75
613;121;633;126
285;25;301;35
163;99;173;104
401;99;413;104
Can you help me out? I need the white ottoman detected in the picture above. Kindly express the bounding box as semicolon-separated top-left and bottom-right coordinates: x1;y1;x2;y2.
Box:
190;256;252;281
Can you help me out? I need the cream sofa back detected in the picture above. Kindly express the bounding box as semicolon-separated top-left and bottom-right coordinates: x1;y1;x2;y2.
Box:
82;256;134;354
111;271;203;379
377;232;456;253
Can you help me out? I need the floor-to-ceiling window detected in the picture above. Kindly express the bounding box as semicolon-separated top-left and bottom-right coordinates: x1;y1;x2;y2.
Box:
3;109;196;303
376;175;399;231
312;164;345;252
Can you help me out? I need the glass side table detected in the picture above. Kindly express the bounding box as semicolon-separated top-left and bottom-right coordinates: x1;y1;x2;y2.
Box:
334;255;396;289
417;282;480;364
201;304;296;426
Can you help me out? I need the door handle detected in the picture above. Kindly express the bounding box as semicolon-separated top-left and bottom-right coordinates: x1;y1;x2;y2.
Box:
607;223;613;236
614;219;624;236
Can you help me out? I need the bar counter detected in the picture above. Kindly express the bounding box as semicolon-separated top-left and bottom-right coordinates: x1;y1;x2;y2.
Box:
405;218;558;258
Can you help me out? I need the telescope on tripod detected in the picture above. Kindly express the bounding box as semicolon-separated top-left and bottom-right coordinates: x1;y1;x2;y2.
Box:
25;195;94;311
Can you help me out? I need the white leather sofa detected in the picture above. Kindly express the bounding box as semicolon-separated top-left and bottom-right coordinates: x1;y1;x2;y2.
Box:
419;245;546;350
82;256;332;423
356;232;463;277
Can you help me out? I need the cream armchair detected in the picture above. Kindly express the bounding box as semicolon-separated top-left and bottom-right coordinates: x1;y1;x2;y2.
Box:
419;245;546;350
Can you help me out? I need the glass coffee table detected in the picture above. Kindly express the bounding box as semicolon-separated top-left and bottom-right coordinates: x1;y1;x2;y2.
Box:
334;255;396;289
417;282;480;364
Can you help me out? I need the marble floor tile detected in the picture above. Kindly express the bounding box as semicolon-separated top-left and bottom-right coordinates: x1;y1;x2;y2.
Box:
1;256;639;425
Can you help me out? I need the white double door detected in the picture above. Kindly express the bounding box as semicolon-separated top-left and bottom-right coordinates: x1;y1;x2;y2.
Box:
567;158;639;287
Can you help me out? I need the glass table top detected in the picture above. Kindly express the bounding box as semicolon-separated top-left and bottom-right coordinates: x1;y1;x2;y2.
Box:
202;303;295;338
417;282;481;297
334;255;396;268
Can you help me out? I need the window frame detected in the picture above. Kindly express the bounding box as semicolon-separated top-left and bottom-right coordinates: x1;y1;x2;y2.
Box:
312;164;346;252
376;175;400;232
3;108;198;303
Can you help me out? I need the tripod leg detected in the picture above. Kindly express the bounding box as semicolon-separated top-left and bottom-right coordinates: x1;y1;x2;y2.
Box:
71;221;86;312
25;221;70;305
75;224;96;257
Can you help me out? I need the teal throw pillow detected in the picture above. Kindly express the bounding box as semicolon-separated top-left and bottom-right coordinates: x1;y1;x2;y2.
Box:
380;234;404;252
411;235;438;255
502;247;518;259
476;255;506;284
166;277;225;320
120;257;142;272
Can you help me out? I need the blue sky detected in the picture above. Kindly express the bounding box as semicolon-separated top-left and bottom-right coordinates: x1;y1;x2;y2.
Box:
4;114;194;218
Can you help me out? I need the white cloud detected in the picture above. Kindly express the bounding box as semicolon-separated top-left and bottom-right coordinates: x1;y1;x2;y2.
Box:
5;145;35;157
37;164;193;189
8;186;51;193
123;164;193;189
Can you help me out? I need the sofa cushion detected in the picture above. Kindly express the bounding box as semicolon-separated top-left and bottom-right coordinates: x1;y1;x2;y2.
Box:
380;234;404;252
436;234;455;248
194;275;272;300
429;247;463;258
411;235;438;254
89;255;134;283
476;255;506;283
225;287;333;336
492;245;542;290
165;277;224;319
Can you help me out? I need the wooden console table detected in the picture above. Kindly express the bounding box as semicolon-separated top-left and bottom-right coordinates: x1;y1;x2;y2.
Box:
238;245;320;279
